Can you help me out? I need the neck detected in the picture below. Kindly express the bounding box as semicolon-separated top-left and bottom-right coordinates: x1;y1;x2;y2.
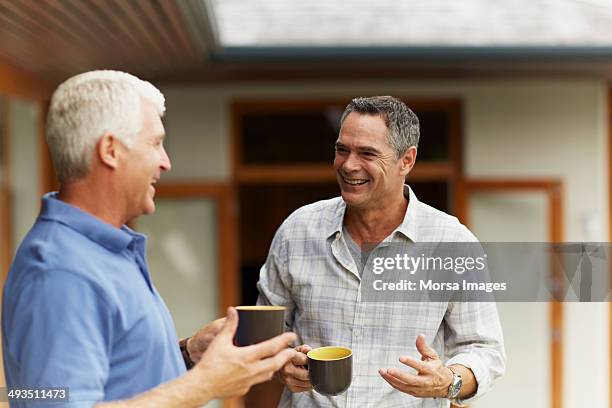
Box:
58;177;126;228
344;189;408;246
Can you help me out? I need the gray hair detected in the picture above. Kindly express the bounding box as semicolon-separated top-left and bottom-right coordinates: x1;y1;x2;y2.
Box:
46;70;165;183
340;96;419;158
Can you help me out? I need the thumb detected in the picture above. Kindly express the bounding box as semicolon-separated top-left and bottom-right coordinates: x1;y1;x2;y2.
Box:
218;307;239;340
416;334;438;360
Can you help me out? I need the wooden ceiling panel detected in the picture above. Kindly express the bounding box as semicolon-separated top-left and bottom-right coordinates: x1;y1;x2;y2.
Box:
134;0;184;60
0;0;205;83
156;0;199;60
1;1;94;69
62;0;144;62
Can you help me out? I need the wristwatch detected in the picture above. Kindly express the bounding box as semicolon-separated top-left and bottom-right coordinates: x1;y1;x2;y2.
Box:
446;366;462;399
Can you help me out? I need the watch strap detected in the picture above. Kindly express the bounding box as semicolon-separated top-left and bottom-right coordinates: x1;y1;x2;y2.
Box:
179;337;195;370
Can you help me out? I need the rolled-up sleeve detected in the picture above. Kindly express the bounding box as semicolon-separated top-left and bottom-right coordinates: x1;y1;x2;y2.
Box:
443;301;506;403
256;224;296;330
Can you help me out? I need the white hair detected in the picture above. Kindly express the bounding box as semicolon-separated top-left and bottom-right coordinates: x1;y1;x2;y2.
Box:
46;70;166;182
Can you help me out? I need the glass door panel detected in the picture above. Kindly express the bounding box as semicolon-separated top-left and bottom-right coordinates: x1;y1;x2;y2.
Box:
136;198;220;339
468;191;551;408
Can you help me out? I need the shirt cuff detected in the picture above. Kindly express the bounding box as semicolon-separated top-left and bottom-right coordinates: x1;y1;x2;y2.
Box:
445;353;489;404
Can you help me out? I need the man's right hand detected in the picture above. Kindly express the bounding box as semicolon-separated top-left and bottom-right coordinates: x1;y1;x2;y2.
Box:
95;307;297;408
277;344;313;393
192;307;298;400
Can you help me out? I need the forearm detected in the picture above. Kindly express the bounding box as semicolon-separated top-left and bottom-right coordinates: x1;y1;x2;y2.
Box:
444;301;506;400
448;364;476;399
95;369;212;408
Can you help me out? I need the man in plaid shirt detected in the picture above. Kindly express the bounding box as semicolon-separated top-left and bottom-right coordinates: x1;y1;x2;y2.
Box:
257;96;505;407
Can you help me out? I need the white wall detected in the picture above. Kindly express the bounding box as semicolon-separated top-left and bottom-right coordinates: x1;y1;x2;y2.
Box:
9;98;40;251
161;79;609;408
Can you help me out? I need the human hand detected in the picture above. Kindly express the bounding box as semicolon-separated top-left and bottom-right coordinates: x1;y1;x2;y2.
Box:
276;344;313;392
186;317;226;363
378;334;453;398
192;307;297;400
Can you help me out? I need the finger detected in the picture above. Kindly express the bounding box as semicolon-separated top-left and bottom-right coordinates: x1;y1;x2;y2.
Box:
415;334;438;360
282;367;312;391
217;307;238;340
296;344;312;354
284;363;310;381
379;369;409;392
379;370;421;396
285;376;312;389
290;350;309;366
399;355;431;374
287;385;312;393
244;332;297;360
209;317;226;331
195;317;226;341
384;367;428;388
255;348;298;374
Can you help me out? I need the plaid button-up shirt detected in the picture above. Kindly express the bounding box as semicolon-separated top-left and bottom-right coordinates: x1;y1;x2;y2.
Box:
258;186;505;407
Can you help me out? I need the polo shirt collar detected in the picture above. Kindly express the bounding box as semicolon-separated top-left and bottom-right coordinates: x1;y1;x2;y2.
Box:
39;192;136;253
326;184;420;242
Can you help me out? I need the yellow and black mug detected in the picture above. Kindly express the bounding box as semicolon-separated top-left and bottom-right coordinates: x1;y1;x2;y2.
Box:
307;346;353;396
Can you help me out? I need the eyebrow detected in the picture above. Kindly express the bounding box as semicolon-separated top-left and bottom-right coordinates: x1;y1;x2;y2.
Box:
335;142;382;155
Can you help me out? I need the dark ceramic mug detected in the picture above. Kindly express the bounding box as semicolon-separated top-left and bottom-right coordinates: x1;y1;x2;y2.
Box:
234;306;286;346
307;346;353;396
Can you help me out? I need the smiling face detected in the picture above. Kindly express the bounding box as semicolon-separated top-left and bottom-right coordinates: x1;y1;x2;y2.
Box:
334;112;414;211
120;100;171;221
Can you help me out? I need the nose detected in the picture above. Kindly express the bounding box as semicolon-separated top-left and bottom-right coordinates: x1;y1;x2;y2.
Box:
160;145;172;172
341;152;360;173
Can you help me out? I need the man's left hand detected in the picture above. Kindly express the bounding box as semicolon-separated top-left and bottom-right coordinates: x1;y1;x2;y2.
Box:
186;317;226;363
378;334;453;398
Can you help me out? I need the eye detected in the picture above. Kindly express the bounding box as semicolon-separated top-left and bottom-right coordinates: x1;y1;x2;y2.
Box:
335;146;348;154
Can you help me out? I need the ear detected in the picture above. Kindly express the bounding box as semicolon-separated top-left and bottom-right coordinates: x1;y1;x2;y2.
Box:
399;146;417;176
96;133;122;169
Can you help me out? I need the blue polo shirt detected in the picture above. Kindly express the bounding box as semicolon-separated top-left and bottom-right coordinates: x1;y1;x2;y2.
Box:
2;193;186;407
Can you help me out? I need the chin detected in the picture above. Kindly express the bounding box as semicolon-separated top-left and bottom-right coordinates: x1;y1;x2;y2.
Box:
142;200;156;215
340;191;366;207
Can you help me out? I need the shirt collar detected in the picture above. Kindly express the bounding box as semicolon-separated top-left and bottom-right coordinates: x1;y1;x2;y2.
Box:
396;185;420;242
326;184;420;242
38;192;139;253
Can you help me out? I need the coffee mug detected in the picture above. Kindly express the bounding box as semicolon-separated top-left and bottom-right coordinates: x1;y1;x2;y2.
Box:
307;346;353;396
234;305;286;346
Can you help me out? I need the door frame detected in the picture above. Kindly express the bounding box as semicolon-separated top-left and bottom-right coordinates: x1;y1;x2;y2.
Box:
0;97;11;278
456;178;564;408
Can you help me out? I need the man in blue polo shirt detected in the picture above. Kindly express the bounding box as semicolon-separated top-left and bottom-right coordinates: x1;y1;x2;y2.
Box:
2;70;297;407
